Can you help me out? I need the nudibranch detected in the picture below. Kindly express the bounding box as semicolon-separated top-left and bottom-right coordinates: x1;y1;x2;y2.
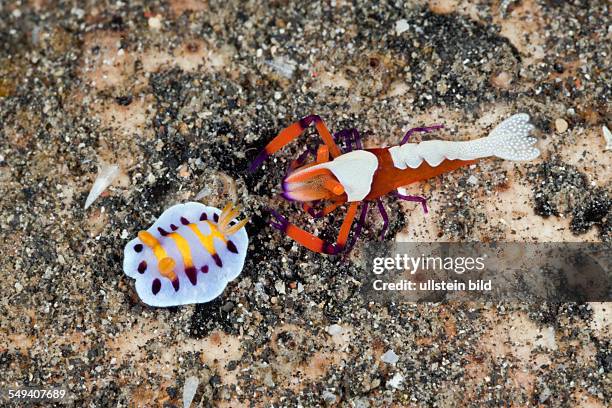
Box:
123;202;248;307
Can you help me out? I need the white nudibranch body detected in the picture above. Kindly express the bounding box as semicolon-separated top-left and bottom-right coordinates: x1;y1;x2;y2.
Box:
123;202;248;307
389;113;540;169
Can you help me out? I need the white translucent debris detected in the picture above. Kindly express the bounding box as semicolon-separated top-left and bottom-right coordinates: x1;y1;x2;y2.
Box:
265;57;296;79
380;349;399;364
183;376;199;408
395;19;410;35
275;280;286;295
500;0;518;17
326;324;343;336
387;372;404;389
603;125;612;151
194;186;212;201
467;175;479;185
322;390;337;403
84;161;120;209
539;385;551;403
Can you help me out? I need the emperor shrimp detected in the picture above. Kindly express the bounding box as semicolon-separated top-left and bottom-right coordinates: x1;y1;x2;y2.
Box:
249;114;539;254
123;202;248;307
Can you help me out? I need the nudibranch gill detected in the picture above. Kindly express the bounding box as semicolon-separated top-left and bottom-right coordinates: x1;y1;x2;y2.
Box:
123;202;248;307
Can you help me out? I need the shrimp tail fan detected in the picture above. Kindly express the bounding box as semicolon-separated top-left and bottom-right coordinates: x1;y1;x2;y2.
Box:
486;113;540;161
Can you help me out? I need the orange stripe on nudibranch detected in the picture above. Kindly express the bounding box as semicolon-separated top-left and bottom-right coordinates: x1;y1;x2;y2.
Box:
168;232;194;268
188;223;226;255
137;230;177;281
168;229;201;286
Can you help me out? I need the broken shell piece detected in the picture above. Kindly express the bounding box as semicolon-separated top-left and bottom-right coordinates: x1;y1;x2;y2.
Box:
123;202;248;307
395;19;410;35
182;376;199;408
381;349;400;364
84;161;120;209
265;57;296;79
603;125;611;151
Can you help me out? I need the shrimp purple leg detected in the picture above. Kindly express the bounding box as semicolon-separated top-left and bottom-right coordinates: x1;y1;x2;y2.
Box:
394;191;429;214
400;124;445;145
345;201;369;253
334;129;353;152
352;129;364;150
377;199;389;240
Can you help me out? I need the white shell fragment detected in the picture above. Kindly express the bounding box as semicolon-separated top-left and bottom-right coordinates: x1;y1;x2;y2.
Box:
84;161;120;209
326;324;343;336
265;57;297;79
123;202;248;307
395;19;410;35
381;349;400;364
182;376;199;408
387;372;404;389
603;125;612;151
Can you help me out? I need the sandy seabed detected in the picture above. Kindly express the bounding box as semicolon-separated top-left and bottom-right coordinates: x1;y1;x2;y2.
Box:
0;1;610;406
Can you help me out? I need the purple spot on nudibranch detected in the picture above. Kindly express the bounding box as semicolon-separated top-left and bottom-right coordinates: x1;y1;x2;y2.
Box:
213;213;219;222
152;279;161;295
227;240;238;254
170;224;178;231
200;212;207;221
134;244;143;252
201;265;209;273
137;261;147;274
185;267;197;285
180;217;190;225
172;279;180;291
158;227;169;236
212;254;223;267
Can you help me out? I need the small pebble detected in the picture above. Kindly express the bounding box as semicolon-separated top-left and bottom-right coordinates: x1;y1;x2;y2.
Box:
148;15;162;30
555;118;568;133
491;71;512;89
221;301;234;312
429;0;458;14
15;282;23;293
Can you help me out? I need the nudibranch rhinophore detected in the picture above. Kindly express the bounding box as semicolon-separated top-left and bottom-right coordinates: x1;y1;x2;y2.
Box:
123;202;248;307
